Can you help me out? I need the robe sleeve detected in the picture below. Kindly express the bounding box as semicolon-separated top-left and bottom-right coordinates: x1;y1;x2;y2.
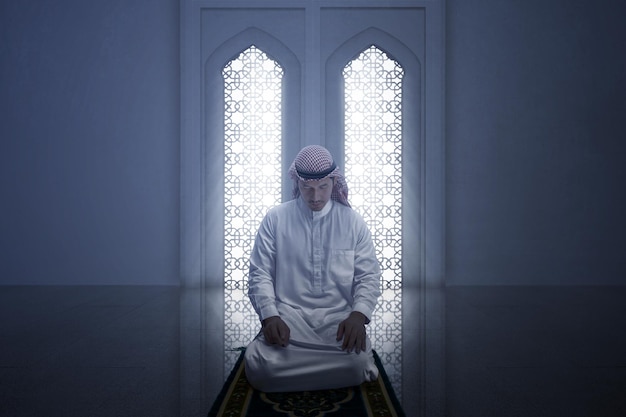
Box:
248;212;280;321
351;218;382;321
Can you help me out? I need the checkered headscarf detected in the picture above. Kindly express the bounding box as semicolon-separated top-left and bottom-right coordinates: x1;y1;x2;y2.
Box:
288;145;350;207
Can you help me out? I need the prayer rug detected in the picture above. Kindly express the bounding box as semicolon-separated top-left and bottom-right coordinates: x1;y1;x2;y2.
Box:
207;349;405;417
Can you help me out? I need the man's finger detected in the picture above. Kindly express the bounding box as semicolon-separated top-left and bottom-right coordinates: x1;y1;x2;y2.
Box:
267;324;281;345
268;327;279;345
345;329;357;352
336;322;345;341
341;327;351;350
279;325;290;346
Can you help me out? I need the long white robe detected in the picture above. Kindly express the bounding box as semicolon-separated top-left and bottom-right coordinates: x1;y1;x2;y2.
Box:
244;197;382;392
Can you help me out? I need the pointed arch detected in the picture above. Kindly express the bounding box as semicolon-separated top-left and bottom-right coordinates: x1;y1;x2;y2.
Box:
326;26;422;287
205;27;302;208
221;45;285;372
181;4;445;411
341;42;407;391
324;26;427;402
196;28;301;292
200;29;302;376
326;26;421;167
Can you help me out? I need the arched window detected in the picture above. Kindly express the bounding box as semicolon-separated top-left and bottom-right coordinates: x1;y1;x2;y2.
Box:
181;4;445;410
222;45;284;373
344;44;404;390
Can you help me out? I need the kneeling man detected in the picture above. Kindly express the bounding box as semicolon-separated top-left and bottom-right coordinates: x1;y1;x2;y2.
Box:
244;145;382;392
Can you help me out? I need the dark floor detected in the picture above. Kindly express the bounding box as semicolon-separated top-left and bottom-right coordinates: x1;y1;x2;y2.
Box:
0;285;625;417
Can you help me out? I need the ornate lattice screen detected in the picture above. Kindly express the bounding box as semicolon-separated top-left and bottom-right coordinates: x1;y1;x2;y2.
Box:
222;45;283;373
222;44;404;395
343;45;404;396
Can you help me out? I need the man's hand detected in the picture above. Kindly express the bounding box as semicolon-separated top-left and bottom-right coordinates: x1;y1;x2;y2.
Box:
262;316;290;347
336;311;368;354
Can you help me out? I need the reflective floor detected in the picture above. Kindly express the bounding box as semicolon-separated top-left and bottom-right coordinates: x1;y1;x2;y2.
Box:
1;285;625;416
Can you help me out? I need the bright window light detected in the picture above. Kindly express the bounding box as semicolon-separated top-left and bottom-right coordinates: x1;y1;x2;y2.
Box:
222;45;283;373
344;45;404;396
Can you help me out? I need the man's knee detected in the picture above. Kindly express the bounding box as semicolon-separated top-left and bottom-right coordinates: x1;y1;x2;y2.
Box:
244;341;273;391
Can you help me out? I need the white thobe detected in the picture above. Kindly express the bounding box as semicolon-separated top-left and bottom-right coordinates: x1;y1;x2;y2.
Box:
244;197;382;392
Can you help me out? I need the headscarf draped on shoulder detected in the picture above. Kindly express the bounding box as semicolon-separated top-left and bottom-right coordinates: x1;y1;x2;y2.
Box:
288;145;351;208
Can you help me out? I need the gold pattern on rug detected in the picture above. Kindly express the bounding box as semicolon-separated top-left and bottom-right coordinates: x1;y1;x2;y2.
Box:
360;377;399;417
260;388;354;417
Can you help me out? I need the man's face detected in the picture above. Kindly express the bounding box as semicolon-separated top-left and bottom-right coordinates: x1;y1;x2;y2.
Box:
298;177;334;211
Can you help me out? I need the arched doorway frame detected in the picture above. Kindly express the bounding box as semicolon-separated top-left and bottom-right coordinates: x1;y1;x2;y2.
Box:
179;2;445;414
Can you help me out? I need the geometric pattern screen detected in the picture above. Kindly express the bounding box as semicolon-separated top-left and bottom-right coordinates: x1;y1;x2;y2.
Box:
343;45;404;397
222;45;404;396
222;45;283;374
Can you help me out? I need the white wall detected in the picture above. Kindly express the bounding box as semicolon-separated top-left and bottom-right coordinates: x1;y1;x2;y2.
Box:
1;0;625;286
0;0;180;285
446;0;626;284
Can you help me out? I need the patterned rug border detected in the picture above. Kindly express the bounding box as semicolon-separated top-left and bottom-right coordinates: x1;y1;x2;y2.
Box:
207;349;405;417
369;349;405;417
